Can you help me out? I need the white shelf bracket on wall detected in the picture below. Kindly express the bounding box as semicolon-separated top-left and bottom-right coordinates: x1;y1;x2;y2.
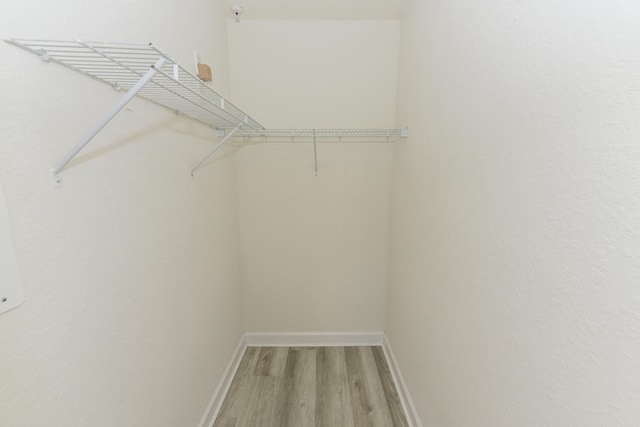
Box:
228;127;410;140
313;131;318;176
191;124;242;176
51;57;167;184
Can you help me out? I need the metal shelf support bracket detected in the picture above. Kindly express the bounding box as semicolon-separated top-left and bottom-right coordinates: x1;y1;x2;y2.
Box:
52;56;168;184
191;124;242;176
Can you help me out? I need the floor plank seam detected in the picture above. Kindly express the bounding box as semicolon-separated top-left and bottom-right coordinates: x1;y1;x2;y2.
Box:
213;346;409;427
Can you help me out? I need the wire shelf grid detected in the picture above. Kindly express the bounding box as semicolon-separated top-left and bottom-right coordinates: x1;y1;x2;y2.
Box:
229;128;409;140
6;38;408;180
6;38;263;131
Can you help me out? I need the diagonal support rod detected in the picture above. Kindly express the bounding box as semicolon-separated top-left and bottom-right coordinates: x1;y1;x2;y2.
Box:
313;132;318;176
191;125;242;176
52;56;168;183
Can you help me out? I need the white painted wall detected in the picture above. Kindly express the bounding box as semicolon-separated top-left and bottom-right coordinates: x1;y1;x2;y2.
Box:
0;181;24;315
227;20;399;129
387;0;640;425
0;1;243;426
228;20;400;332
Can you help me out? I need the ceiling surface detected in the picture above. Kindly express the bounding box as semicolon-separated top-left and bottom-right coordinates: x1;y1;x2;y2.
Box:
223;0;405;20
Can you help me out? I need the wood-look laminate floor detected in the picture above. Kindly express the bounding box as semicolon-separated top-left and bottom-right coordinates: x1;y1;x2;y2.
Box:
213;346;408;427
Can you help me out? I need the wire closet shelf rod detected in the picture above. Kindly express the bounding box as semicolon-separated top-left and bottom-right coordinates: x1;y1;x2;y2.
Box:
6;38;409;181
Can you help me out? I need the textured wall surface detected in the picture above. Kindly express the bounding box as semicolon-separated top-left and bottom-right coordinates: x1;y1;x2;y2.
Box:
0;180;24;315
228;20;399;332
0;1;243;426
387;0;640;425
4;1;639;425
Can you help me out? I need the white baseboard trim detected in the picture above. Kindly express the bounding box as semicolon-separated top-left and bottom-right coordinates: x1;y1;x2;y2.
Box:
382;334;423;427
198;332;422;427
197;335;248;427
244;331;384;347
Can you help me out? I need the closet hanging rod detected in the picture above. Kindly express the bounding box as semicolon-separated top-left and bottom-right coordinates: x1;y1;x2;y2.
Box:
226;128;410;140
191;124;243;176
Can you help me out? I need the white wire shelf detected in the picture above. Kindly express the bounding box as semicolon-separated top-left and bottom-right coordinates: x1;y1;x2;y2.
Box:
229;128;409;140
6;38;263;131
6;38;408;180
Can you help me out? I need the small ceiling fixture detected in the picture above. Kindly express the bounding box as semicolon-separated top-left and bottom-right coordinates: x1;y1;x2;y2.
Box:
231;4;243;22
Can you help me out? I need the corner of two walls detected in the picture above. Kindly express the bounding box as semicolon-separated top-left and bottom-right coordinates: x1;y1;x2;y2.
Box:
0;0;244;425
227;19;401;333
387;0;640;425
